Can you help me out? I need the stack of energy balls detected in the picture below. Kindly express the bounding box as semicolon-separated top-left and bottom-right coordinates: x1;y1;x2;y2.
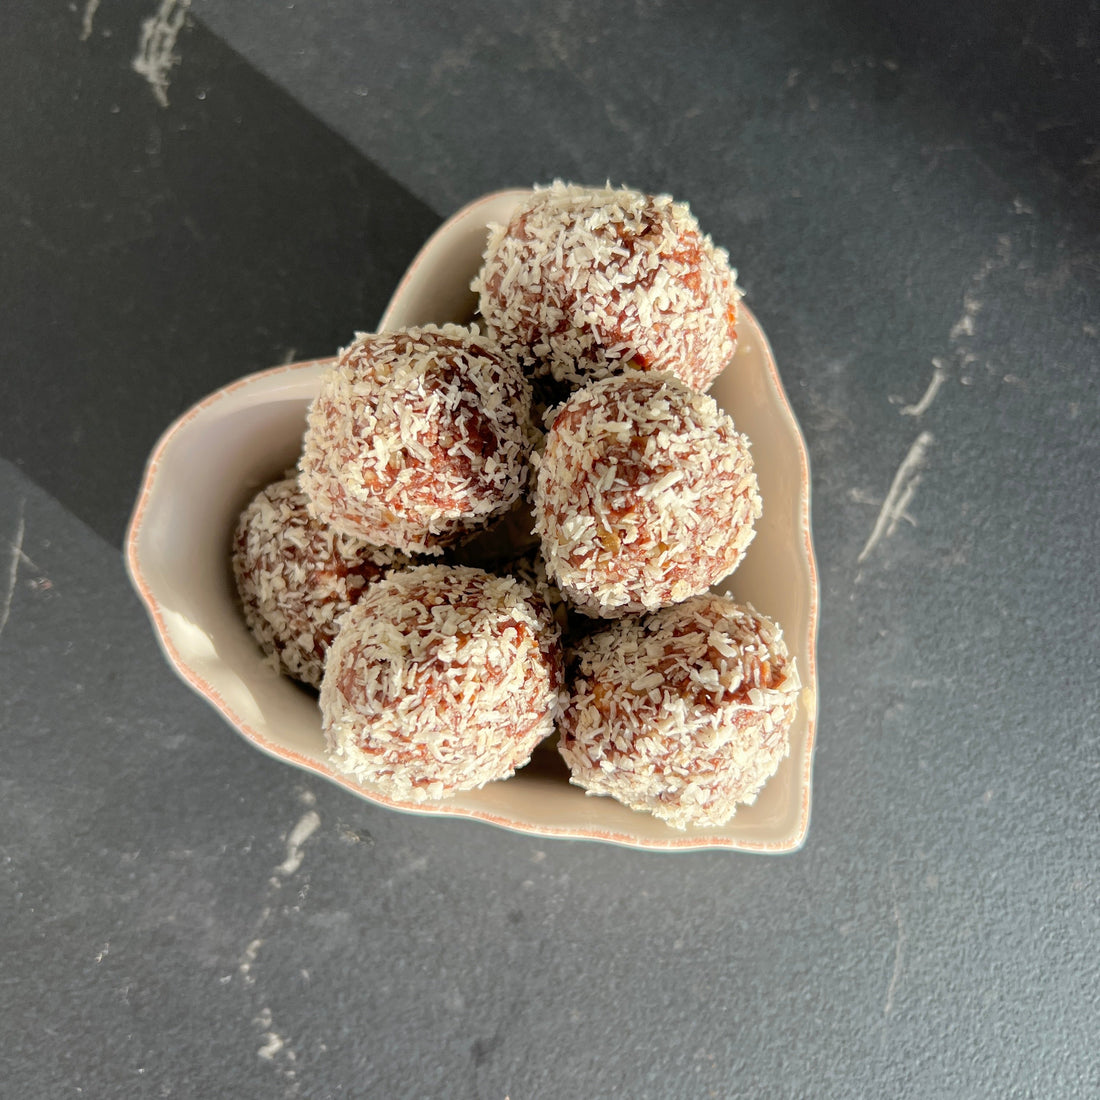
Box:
232;182;801;829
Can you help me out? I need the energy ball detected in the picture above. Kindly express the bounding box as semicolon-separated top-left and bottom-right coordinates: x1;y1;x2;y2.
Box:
320;565;564;802
300;325;532;555
560;595;800;829
534;371;762;618
232;477;408;688
473;181;741;390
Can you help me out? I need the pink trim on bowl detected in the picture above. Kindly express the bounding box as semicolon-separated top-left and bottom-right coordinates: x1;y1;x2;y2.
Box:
740;301;820;851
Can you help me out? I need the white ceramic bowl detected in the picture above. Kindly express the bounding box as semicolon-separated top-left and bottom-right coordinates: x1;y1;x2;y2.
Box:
126;190;819;852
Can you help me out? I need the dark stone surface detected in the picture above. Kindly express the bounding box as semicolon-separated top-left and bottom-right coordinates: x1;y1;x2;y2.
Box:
2;1;1097;1097
0;2;437;547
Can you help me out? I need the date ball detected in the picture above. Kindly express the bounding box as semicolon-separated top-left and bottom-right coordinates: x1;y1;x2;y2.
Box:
300;325;532;555
232;477;408;688
320;565;564;802
560;595;801;829
534;371;761;618
473;181;741;390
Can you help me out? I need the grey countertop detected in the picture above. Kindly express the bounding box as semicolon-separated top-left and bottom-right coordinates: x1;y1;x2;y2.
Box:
2;2;1097;1096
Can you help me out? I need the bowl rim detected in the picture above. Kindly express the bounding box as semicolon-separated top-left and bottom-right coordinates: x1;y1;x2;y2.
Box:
124;188;819;853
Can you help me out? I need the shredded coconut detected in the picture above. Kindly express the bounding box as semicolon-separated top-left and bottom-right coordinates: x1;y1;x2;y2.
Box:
472;182;741;390
503;548;573;641
300;325;532;555
232;478;411;688
560;595;799;828
534;371;761;617
320;565;565;801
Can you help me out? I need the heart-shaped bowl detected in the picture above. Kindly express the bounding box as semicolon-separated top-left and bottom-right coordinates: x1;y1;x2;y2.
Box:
126;189;819;852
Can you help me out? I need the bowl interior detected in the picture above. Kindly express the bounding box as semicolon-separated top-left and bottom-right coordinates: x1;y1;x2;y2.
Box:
127;190;818;851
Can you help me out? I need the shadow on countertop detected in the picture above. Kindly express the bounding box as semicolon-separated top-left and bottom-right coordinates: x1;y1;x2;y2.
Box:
0;1;439;547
